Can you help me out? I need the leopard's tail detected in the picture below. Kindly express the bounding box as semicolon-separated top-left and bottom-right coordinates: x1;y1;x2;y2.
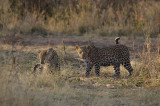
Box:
115;37;120;44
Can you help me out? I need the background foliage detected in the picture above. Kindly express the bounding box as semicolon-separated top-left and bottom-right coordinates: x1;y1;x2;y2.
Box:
0;0;159;36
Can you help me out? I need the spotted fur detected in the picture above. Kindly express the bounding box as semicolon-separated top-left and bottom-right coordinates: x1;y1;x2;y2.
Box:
35;48;60;72
76;39;133;77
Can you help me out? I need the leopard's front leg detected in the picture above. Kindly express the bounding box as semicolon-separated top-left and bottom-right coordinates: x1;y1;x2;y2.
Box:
86;62;93;77
95;64;100;76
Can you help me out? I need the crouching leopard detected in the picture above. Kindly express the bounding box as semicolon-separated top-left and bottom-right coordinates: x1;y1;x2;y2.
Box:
33;48;60;73
76;38;133;77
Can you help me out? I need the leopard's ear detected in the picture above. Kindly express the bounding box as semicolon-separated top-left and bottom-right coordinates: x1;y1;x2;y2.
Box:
76;45;80;50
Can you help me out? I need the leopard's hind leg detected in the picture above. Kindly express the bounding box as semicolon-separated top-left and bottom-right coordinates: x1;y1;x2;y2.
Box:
123;61;133;76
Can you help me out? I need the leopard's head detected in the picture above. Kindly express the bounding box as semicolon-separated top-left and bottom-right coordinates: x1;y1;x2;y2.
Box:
76;45;93;60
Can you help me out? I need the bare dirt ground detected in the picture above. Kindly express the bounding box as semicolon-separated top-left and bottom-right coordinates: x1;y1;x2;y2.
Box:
0;36;160;106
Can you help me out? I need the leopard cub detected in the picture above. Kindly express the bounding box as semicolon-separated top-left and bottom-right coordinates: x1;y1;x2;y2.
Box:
33;48;60;73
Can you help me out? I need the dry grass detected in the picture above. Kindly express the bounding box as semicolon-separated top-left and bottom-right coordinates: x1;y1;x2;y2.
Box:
0;0;160;105
0;0;160;37
0;36;160;106
0;62;160;106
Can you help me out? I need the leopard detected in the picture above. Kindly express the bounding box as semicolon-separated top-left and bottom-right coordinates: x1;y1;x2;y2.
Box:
76;38;133;77
33;48;60;73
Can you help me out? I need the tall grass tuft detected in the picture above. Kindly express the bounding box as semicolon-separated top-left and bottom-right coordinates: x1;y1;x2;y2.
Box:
0;0;160;36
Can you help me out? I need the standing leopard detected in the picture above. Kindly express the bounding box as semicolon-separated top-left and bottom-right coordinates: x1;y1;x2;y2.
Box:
33;48;60;73
76;38;133;77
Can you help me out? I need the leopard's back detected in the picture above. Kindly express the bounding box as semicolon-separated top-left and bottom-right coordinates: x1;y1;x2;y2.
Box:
88;45;130;66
